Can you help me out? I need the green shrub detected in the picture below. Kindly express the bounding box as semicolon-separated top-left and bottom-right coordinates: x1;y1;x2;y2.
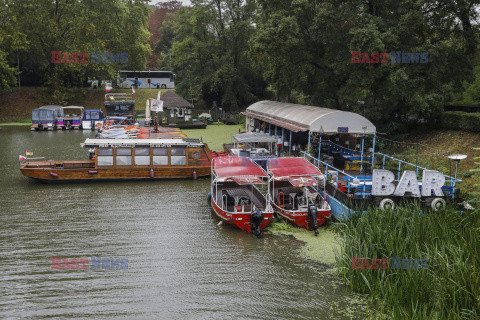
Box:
335;205;480;319
441;111;480;132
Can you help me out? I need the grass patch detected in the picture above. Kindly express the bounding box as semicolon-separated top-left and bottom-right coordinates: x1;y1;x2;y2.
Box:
269;219;298;231
183;123;243;151
267;217;339;265
335;205;480;319
0;121;31;126
0;87;169;123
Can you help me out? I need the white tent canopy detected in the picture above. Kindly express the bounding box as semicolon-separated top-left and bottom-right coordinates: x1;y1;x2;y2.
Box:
246;100;376;134
233;132;277;143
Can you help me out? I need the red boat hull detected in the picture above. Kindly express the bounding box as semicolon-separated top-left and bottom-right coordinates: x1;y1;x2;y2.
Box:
211;198;273;233
271;202;331;230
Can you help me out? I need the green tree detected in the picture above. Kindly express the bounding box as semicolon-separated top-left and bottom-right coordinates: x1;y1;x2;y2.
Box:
157;0;267;110
251;0;476;130
7;0;151;89
0;1;28;87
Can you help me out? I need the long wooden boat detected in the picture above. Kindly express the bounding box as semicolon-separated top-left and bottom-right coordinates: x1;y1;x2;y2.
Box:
20;138;212;183
210;156;274;236
267;157;331;235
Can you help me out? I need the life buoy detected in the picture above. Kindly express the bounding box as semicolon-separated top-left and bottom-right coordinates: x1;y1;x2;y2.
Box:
95;123;102;129
379;198;395;210
430;198;446;211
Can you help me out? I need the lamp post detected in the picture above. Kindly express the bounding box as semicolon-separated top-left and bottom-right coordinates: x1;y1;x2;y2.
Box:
448;154;467;199
360;126;367;173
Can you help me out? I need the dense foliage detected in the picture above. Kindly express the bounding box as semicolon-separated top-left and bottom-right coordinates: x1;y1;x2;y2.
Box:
154;0;480;126
0;0;151;89
156;0;267;110
1;0;480;124
335;205;480;319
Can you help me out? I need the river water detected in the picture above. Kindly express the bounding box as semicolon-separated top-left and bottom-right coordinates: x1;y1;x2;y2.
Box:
0;126;366;319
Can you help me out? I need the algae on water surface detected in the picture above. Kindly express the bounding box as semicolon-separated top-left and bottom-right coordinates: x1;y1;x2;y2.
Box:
268;221;340;265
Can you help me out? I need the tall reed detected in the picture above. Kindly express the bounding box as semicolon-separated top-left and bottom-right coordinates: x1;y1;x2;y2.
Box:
335;205;480;319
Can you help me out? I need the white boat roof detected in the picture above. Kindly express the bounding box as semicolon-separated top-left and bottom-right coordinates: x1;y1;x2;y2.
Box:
82;138;204;148
246;100;376;134
233;132;277;143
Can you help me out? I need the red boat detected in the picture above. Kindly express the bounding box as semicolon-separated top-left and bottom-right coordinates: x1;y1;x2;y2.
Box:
267;157;331;235
210;156;274;236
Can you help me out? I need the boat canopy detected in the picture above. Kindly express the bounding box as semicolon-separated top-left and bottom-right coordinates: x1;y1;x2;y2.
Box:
268;157;323;178
233;132;277;144
83;109;103;120
32;105;64;121
213;156;268;181
81;138;204;148
246;100;376;134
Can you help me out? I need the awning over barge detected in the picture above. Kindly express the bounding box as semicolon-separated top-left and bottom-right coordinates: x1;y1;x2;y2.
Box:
246;100;376;134
268;157;323;178
213;156;268;181
233;132;277;144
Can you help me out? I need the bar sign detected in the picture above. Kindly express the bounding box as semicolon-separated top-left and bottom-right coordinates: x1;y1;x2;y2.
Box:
338;127;349;133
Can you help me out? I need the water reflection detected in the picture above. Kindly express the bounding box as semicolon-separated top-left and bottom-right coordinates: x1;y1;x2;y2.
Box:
0;127;365;319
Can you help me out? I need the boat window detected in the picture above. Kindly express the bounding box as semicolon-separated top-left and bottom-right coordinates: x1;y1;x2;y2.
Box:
171;148;186;156
98;148;113;156
153;148;168;156
32;109;54;121
116;155;132;166
117;148;131;156
135;148;150;156
170;109;175;118
90;111;100;120
97;156;113;166
135;156;150;166
171;156;186;166
85;113;91;120
153;156;168;166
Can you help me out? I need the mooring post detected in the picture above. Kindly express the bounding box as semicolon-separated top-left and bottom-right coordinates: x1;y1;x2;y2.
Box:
318;133;322;160
415;143;419;177
307;131;311;154
371;133;376;170
289;130;292;154
360;134;365;173
397;161;401;180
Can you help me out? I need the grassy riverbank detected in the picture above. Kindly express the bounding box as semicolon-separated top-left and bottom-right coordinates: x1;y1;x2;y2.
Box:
335;205;480;319
268;219;338;264
0;122;31;126
0;87;170;123
183;123;243;151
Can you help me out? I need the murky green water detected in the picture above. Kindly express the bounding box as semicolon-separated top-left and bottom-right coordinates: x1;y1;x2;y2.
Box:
0;126;366;319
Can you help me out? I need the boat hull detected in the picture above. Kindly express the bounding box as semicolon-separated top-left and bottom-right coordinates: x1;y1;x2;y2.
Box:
20;166;210;183
211;197;273;233
271;202;331;230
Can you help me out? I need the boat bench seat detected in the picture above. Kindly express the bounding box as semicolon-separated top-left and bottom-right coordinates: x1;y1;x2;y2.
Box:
222;188;265;210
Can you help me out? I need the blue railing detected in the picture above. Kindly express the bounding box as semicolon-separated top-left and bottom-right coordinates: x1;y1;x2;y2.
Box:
302;151;460;199
377;153;460;187
302;151;371;198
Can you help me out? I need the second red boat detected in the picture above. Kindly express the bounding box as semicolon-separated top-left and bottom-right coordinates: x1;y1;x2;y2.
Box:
267;157;331;235
210;156;274;236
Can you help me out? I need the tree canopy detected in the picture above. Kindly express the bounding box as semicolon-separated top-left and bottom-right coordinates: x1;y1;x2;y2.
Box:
1;0;151;88
1;0;480;128
154;0;479;127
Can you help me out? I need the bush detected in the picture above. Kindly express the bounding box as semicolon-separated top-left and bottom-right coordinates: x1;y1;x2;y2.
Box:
335;205;480;319
441;111;480;132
